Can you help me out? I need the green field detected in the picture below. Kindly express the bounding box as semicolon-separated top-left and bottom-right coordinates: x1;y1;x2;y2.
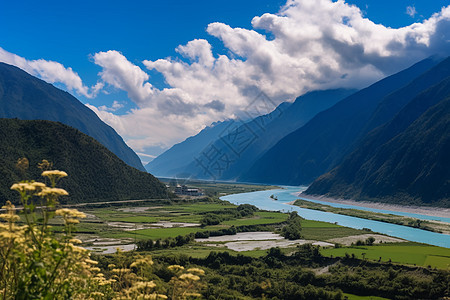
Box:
221;211;288;226
77;198;292;242
301;219;369;240
321;242;450;269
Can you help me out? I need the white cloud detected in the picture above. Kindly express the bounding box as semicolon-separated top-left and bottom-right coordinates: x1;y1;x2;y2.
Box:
0;47;96;98
91;0;448;153
6;0;450;156
406;6;417;18
92;50;155;106
98;100;124;112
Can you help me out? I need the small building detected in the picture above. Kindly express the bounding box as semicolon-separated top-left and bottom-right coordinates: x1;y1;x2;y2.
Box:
174;185;203;196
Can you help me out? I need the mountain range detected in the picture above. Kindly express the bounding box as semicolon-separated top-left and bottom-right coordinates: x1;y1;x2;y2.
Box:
147;88;356;180
306;75;450;206
241;56;445;185
0;62;145;171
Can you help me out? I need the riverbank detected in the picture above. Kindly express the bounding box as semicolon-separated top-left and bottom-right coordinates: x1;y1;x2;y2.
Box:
295;193;450;219
292;199;450;234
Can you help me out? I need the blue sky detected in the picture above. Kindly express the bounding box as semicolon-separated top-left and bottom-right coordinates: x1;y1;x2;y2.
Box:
1;0;450;163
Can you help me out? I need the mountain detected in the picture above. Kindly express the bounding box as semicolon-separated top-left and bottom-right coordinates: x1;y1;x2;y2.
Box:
145;119;235;177
216;88;357;180
0;118;168;204
149;88;356;180
0;62;145;171
306;77;450;207
241;56;444;185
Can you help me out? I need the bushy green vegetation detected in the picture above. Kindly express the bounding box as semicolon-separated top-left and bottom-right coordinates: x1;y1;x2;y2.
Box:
116;244;449;299
280;211;303;240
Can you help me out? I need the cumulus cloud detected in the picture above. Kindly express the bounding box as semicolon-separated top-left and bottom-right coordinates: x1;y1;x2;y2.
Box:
8;0;450;156
0;47;96;98
87;0;450;153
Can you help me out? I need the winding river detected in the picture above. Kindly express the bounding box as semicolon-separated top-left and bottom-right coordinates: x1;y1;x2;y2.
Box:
221;186;450;248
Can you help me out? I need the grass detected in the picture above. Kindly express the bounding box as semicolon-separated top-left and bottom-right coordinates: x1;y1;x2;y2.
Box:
221;211;288;226
301;219;368;240
107;216;160;223
148;245;230;259
108;227;210;240
321;242;450;269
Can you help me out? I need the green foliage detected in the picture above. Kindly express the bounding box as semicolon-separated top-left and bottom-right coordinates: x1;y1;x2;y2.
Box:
281;211;303;240
321;243;450;269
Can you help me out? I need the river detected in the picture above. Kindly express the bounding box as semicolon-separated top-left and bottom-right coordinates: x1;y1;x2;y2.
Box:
221;186;450;248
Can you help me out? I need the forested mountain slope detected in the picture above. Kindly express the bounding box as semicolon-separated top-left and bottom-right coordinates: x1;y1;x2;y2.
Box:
241;56;444;185
0;119;168;204
306;77;450;207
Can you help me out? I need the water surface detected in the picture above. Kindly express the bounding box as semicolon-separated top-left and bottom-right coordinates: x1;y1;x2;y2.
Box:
221;187;450;248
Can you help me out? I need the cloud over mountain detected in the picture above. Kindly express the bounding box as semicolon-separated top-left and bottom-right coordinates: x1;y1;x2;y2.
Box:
0;47;97;98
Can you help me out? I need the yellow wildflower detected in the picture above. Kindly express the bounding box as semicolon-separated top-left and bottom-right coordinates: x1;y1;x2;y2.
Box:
66;218;79;224
130;256;154;268
10;182;35;192
168;265;184;272
55;208;86;218
187;268;205;276
112;268;131;274
132;280;156;290
0;213;20;222
41;170;68;178
179;273;200;281
31;181;46;188
37;187;69;197
85;258;99;265
90;267;101;273
69;238;82;244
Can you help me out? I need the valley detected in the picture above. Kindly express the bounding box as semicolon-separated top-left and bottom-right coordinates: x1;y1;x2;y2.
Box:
1;1;450;297
46;181;449;270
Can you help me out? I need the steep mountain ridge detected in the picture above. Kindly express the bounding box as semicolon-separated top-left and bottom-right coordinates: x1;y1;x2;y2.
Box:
241;56;443;185
306;76;450;207
0;62;145;171
145;119;235;177
149;89;356;180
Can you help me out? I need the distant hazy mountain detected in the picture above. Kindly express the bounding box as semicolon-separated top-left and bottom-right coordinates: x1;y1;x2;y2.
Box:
241;56;443;185
0;119;168;204
148;89;356;180
145;119;235;177
306;76;450;207
0;62;145;171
